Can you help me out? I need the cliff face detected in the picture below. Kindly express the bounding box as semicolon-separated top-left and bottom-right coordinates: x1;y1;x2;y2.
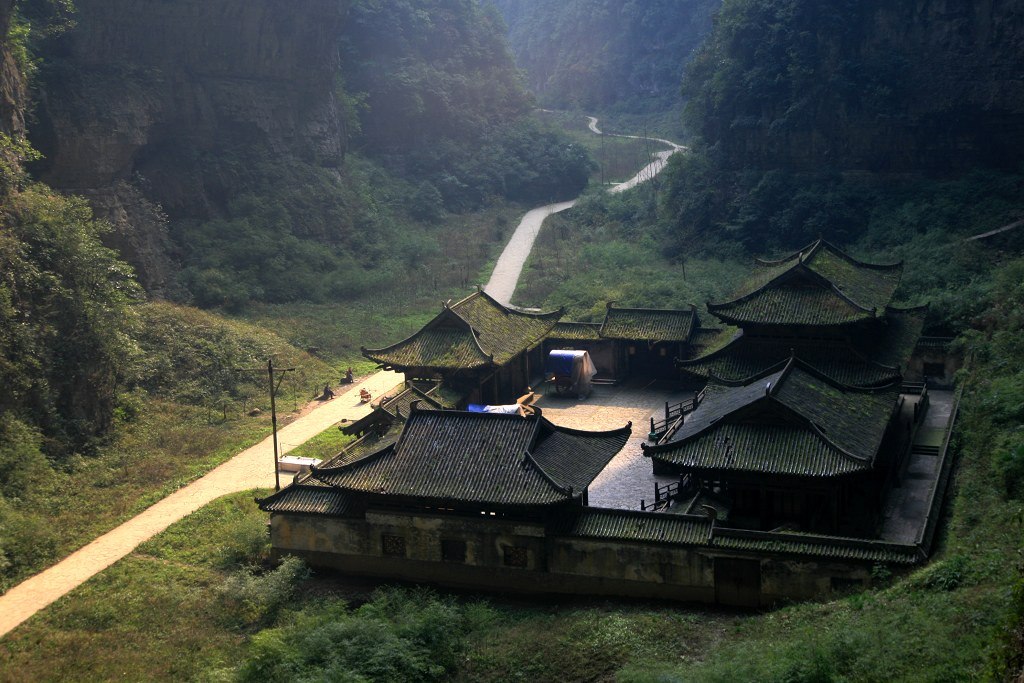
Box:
688;0;1024;173
495;0;720;111
0;0;25;138
30;0;349;292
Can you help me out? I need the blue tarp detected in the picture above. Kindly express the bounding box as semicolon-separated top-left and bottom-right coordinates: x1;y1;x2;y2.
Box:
546;349;585;377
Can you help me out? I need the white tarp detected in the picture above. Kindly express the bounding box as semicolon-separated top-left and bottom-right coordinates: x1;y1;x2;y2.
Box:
547;349;598;399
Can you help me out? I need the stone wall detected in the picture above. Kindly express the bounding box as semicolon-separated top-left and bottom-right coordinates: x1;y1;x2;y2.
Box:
271;509;879;606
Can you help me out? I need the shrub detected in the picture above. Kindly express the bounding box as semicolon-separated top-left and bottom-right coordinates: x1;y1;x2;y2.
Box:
218;556;310;629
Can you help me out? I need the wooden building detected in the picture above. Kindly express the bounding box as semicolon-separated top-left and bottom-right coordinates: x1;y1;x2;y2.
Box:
677;239;925;385
544;303;701;380
644;359;906;535
260;404;932;607
362;290;562;405
260;240;954;606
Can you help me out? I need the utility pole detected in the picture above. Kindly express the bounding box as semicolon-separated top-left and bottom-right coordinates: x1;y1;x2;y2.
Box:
236;357;296;491
600;130;606;187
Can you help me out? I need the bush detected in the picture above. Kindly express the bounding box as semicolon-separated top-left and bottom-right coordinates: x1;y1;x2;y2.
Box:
233;587;495;683
219;556;309;629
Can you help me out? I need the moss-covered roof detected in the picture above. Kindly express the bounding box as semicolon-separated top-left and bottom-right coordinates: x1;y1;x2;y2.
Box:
600;305;698;342
554;508;922;564
710;527;922;564
549;321;603;341
258;479;352;516
363;291;562;370
708;240;903;327
678;335;903;387
312;408;631;506
646;360;900;477
686;326;741;358
872;306;928;368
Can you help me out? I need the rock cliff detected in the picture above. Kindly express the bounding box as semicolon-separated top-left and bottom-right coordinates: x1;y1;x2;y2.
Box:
0;0;25;138
30;0;350;293
495;0;720;111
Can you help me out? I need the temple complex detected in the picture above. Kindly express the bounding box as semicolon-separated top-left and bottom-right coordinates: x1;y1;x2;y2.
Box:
261;241;960;607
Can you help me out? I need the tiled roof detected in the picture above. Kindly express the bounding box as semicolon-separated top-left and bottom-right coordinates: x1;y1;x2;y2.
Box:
678;335;902;387
686;326;741;358
363;322;492;370
312;409;631;506
342;383;450;436
708;240;902;327
556;507;712;544
258;481;352;516
710;528;922;564
379;384;448;419
453;292;562;363
553;508;922;564
549;321;603;341
600;305;697;342
647;360;899;477
363;291;561;370
873;306;927;368
324;426;402;467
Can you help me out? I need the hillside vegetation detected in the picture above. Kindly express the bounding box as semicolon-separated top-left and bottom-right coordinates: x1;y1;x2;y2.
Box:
2;0;1024;680
23;0;592;308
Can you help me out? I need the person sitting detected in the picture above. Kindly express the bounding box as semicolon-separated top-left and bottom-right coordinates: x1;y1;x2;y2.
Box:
359;388;372;403
344;367;354;384
322;384;335;400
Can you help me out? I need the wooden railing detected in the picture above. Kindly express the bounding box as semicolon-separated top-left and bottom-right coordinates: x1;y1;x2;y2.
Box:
916;386;963;553
648;387;708;440
640;475;695;511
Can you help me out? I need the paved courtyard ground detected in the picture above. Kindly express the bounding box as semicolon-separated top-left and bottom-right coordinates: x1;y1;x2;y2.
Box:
534;377;693;510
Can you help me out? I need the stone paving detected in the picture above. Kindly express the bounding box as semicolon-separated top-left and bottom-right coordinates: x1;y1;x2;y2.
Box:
534;378;692;510
879;389;956;543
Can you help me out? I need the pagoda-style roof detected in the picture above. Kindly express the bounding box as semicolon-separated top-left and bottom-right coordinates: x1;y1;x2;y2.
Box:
872;306;928;368
644;360;900;477
312;408;631;507
687;326;741;357
258;477;352;516
707;240;903;327
678;306;925;386
363;290;562;371
599;304;698;342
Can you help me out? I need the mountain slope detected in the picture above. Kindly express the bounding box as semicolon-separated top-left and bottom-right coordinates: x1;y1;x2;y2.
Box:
494;0;720;111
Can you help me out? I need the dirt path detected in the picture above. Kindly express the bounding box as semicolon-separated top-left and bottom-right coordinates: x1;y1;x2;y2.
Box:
964;217;1024;242
0;370;404;639
484;116;684;305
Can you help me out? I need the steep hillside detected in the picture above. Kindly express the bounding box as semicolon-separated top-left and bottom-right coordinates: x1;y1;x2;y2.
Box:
684;0;1024;173
662;0;1024;258
0;0;24;139
494;0;720;111
23;0;590;305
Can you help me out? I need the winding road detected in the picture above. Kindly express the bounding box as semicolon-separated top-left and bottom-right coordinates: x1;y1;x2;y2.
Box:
485;116;685;305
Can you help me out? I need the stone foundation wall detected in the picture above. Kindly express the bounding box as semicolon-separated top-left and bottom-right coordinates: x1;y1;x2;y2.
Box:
271;511;879;606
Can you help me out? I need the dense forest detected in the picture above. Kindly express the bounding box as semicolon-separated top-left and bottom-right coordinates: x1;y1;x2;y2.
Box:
658;0;1024;295
494;0;719;112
